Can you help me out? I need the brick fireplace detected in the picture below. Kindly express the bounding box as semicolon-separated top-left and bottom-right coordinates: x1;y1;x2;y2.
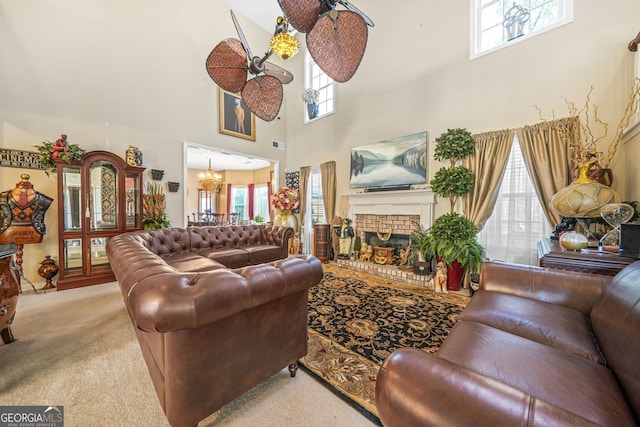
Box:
338;189;437;287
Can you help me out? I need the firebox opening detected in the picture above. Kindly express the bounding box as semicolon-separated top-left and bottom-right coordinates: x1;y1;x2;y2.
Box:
364;231;410;263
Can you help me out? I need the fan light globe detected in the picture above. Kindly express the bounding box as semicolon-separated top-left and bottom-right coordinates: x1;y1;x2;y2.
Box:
270;33;299;60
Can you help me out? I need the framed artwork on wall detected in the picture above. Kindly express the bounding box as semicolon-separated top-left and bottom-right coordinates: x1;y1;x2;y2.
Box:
218;88;256;141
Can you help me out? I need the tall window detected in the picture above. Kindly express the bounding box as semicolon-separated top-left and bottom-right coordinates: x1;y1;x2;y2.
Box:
471;0;573;58
304;53;334;122
302;167;326;255
254;184;269;220
476;135;551;265
309;168;326;225
230;186;248;221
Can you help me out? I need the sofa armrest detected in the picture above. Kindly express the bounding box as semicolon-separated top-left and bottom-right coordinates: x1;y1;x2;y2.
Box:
478;261;611;314
126;254;322;333
376;348;601;427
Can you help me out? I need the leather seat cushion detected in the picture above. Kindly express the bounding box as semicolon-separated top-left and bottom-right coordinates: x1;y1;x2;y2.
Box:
206;249;250;269
245;245;283;264
164;253;225;272
437;321;635;426
459;290;604;364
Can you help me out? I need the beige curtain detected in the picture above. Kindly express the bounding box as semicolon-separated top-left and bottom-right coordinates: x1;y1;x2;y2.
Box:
463;129;515;232
518;117;579;228
299;166;310;227
320;160;336;224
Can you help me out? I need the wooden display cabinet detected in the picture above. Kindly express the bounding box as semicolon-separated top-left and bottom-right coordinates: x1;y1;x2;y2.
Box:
55;151;145;290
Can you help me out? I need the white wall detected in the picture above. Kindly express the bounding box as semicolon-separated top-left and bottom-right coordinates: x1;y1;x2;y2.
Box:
282;0;640;215
1;0;639;280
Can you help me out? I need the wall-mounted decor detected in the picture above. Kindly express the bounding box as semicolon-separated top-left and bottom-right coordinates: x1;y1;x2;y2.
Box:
151;169;164;181
349;131;428;189
0;149;41;170
218;88;256;141
167;182;180;192
125;145;143;167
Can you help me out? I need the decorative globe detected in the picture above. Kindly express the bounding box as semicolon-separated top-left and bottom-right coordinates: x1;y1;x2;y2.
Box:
559;231;589;251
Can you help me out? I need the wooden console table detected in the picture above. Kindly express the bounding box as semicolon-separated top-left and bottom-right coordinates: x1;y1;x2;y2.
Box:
0;243;19;344
538;238;635;276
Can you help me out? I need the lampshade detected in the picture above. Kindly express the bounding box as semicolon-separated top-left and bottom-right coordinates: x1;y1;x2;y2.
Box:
270;32;299;60
199;159;223;194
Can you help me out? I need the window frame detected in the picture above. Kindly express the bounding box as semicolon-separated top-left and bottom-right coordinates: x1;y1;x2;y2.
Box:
470;0;574;59
304;53;335;123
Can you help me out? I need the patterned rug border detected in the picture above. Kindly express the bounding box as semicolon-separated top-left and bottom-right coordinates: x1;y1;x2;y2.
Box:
299;330;382;426
301;263;470;424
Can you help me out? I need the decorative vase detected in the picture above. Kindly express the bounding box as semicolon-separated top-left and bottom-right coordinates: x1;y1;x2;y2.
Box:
274;209;299;232
306;102;318;120
38;255;59;290
550;164;620;218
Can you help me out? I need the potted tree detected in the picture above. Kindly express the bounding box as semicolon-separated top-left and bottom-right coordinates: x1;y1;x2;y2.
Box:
428;128;485;290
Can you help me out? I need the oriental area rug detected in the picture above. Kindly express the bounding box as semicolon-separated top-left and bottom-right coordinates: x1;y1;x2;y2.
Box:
300;263;469;424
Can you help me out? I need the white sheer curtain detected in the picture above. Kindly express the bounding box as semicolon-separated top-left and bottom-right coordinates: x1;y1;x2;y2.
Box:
476;134;551;265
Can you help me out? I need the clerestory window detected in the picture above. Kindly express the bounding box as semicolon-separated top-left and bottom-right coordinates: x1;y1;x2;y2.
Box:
304;53;335;122
471;0;574;59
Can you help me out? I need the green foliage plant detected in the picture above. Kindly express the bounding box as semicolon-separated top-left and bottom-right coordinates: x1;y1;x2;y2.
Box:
427;128;485;274
35;139;86;176
431;128;476;214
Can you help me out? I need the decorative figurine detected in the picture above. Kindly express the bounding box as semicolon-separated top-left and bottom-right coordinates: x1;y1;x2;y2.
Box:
336;218;354;259
428;261;448;294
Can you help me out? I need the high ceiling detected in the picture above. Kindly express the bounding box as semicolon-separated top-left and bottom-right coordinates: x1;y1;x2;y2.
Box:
186;1;282;173
222;0;283;32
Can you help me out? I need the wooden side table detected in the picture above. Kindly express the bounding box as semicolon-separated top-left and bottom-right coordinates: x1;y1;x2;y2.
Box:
538;238;635;276
0;243;19;344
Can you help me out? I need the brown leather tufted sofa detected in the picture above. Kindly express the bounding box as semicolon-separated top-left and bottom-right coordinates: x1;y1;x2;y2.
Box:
106;225;323;427
376;260;640;426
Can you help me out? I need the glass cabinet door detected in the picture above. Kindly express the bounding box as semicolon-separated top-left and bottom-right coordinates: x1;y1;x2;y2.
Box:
62;167;82;231
125;173;141;229
88;160;118;231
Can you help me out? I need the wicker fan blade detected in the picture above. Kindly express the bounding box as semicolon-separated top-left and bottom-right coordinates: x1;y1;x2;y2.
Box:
307;11;368;83
263;61;294;85
336;0;374;27
277;0;320;33
205;38;248;93
241;75;283;122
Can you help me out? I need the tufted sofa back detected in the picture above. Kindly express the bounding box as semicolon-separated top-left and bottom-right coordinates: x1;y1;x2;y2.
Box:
189;225;266;252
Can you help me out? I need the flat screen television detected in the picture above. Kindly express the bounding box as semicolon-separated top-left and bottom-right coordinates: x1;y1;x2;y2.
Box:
349;131;428;189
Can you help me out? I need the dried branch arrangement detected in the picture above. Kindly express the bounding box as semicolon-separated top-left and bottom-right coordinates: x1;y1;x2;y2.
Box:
538;77;640;169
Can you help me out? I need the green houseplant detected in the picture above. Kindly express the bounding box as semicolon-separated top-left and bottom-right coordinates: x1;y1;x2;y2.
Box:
35;136;86;176
428;128;485;289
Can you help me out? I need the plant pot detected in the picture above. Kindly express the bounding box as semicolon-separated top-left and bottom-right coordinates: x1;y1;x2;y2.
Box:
446;260;464;291
413;260;430;276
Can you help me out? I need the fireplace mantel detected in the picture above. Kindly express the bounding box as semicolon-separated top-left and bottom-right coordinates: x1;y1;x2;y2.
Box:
346;188;436;229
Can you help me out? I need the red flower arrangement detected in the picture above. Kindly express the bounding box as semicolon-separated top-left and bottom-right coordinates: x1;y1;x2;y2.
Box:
272;186;300;211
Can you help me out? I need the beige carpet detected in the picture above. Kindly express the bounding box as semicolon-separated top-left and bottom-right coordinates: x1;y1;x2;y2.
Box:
0;282;376;427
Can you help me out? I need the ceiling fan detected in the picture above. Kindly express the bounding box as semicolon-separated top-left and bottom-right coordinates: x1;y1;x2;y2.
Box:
205;10;295;122
277;0;374;83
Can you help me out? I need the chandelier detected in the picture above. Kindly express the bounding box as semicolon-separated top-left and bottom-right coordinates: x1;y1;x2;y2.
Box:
270;16;299;60
199;159;223;194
